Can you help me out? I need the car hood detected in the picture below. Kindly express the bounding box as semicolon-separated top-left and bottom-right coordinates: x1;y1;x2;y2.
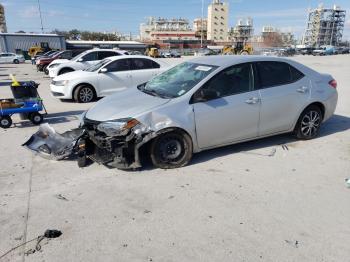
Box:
85;87;170;122
53;70;93;81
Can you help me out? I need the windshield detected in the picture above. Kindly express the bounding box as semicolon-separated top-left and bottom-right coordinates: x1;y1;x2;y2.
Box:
85;59;111;72
138;62;218;98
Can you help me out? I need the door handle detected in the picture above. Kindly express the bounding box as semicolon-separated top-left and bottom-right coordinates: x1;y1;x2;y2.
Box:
245;97;260;104
297;86;309;93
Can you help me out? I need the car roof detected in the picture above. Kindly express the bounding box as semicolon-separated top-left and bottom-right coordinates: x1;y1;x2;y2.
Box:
107;55;156;61
189;55;296;68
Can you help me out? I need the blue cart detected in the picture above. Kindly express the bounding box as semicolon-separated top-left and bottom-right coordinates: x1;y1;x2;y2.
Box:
0;99;45;128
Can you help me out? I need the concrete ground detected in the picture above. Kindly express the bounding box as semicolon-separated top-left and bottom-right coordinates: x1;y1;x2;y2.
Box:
0;55;349;262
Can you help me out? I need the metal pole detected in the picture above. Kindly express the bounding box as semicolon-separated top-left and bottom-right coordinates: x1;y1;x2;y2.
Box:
37;0;44;33
201;0;204;48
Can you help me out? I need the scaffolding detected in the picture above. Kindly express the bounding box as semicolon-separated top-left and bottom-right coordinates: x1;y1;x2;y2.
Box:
303;4;346;47
229;18;253;43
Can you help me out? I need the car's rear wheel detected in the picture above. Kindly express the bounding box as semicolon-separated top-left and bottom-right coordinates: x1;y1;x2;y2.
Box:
0;116;12;128
150;131;193;169
294;105;322;140
13;59;19;64
58;68;74;75
74;85;96;103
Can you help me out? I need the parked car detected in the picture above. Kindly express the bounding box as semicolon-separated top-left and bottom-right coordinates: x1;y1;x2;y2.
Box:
69;55;337;169
337;47;350;54
34;50;57;61
47;49;129;78
194;48;217;56
312;46;335;56
277;48;296;57
36;50;72;72
50;55;169;103
0;53;25;64
261;49;279;56
298;47;315;55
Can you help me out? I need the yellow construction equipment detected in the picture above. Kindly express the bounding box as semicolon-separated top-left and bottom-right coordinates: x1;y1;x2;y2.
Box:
222;42;253;55
146;47;159;58
28;42;51;57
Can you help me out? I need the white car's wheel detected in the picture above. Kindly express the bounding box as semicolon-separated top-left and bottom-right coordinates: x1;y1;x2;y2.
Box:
74;85;96;103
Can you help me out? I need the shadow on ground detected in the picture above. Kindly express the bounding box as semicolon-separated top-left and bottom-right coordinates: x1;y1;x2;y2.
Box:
191;114;350;166
10;110;85;128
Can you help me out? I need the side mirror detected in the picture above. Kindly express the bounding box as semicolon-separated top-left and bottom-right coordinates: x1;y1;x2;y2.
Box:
77;58;83;62
99;68;108;73
192;89;218;103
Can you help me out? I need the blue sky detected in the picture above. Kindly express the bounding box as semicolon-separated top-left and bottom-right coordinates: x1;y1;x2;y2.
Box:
2;0;350;40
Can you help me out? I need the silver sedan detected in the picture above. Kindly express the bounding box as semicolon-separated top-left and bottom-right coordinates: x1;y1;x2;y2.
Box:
26;56;338;169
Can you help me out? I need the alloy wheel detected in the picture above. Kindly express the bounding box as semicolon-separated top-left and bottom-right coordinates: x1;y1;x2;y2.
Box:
79;87;94;103
300;110;321;137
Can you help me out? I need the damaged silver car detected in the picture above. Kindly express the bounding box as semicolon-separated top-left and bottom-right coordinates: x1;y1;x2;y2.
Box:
25;56;338;169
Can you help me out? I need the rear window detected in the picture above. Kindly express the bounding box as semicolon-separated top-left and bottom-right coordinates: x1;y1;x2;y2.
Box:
131;58;155;70
256;61;304;88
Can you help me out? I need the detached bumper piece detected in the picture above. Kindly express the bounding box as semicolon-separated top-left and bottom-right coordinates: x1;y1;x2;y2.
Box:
23;123;84;160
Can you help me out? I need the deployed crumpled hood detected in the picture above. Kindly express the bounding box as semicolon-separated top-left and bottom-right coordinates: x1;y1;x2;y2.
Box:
85;87;170;122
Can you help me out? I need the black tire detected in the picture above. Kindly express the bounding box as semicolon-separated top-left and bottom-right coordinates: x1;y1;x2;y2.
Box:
29;112;43;125
13;59;19;64
0;116;12;128
294;105;323;140
43;65;49;75
150;131;193;169
77;152;88;168
58;68;74;75
73;85;96;103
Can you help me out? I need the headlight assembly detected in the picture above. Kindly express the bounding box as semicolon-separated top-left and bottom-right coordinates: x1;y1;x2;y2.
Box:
97;118;140;137
52;80;69;86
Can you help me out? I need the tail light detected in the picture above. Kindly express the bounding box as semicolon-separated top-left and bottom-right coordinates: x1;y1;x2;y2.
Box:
329;79;337;89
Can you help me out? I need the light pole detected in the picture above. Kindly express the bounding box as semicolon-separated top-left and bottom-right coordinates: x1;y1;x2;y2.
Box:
201;0;204;48
37;0;44;33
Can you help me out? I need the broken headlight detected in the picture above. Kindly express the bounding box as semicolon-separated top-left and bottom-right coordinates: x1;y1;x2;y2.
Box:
97;118;140;137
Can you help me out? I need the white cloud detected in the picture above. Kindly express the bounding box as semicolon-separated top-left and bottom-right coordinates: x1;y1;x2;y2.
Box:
20;6;39;18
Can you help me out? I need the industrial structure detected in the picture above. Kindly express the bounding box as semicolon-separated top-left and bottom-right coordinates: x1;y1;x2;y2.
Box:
207;0;229;42
140;17;195;41
303;4;346;47
0;33;66;53
0;3;7;33
228;18;253;43
193;18;208;39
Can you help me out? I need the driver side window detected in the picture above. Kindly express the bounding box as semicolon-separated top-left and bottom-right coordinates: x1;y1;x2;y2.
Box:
81;52;98;62
201;63;253;98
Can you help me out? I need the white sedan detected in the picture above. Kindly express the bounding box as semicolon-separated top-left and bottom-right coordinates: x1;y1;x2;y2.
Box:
47;49;129;77
0;53;25;64
50;55;169;103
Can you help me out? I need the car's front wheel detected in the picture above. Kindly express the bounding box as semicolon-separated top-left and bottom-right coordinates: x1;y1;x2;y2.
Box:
294;105;323;140
74;85;96;103
13;59;19;64
150;131;193;169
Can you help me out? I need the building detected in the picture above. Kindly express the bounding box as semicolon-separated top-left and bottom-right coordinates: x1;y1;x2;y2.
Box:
66;40;146;55
193;18;208;40
229;18;253;43
0;33;66;53
207;0;229;42
303;4;346;47
140;17;195;41
0;4;7;33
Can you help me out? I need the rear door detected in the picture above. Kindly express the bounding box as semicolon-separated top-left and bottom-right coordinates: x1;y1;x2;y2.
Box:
130;58;161;85
256;61;310;136
193;63;261;149
97;58;132;96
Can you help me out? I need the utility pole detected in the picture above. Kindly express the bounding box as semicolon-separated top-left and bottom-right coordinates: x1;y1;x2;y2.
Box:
201;0;204;48
37;0;44;33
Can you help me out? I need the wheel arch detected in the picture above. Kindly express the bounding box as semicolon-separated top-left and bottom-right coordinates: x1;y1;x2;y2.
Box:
293;101;326;130
58;67;75;75
72;82;97;100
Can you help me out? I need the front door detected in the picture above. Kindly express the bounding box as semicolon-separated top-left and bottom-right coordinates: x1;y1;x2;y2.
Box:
98;58;133;96
192;63;261;149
